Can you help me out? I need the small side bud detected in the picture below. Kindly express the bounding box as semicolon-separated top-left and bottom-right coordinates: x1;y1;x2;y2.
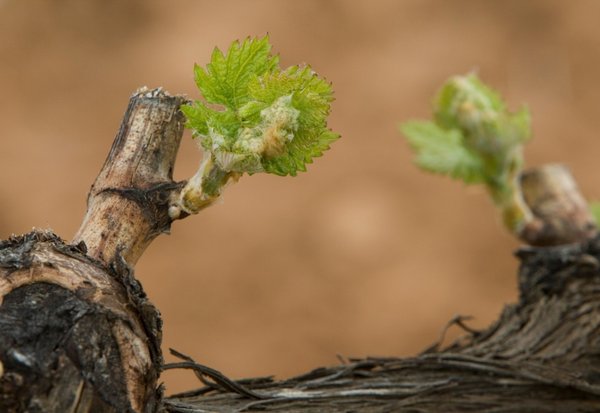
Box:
168;205;181;220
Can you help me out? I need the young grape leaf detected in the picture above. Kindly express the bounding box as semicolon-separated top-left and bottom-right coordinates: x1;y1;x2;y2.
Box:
400;73;531;188
401;121;484;183
181;36;339;177
399;73;536;236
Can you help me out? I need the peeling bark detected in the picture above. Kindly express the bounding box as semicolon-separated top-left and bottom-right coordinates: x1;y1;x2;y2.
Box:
0;232;162;412
163;239;600;412
0;88;186;412
73;87;187;267
1;88;600;412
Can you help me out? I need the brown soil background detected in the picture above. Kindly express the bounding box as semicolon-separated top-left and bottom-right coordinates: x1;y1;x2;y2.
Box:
1;0;600;394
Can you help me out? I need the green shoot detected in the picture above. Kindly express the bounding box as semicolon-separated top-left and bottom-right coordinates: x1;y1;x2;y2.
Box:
171;36;339;217
400;73;533;235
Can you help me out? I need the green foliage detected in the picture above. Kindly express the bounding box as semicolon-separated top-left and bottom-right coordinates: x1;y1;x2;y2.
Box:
400;121;484;184
400;73;535;234
181;36;339;177
433;74;531;160
400;73;531;197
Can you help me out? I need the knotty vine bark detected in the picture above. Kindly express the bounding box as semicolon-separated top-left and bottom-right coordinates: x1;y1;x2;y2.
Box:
1;88;599;413
164;240;600;412
0;88;186;413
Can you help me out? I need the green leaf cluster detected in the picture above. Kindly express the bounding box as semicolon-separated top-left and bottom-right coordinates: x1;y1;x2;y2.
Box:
400;74;531;196
401;122;484;184
181;36;339;176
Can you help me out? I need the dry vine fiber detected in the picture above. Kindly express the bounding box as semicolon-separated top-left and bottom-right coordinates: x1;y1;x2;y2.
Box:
0;89;599;412
165;239;600;412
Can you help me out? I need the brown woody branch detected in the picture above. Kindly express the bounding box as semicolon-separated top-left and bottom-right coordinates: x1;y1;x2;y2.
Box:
164;239;600;412
2;89;600;413
0;88;187;413
519;164;597;246
73;87;188;267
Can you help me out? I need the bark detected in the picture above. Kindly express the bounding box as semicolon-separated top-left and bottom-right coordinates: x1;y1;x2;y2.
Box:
0;88;186;413
73;87;186;266
0;232;162;412
520;164;597;246
164;239;600;412
1;88;600;413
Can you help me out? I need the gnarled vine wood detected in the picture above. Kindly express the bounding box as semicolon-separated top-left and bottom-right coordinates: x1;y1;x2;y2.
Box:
0;89;599;413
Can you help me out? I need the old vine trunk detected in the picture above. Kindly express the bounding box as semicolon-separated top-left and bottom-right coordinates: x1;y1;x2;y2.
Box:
0;89;599;412
0;89;185;412
163;240;600;412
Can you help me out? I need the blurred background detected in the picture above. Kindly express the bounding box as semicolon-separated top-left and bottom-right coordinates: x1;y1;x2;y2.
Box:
1;0;600;394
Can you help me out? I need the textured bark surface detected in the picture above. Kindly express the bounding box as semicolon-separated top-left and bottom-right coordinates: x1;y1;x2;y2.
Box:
73;87;187;267
2;87;600;412
0;231;162;412
163;238;600;412
520;164;597;246
0;88;186;412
